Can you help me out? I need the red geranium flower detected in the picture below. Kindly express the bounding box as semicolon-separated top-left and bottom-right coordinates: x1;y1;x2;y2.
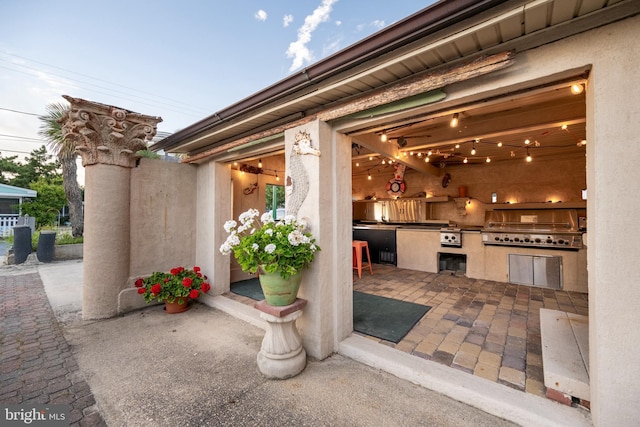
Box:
189;289;199;299
164;278;169;283
193;266;201;273
182;277;193;288
134;278;144;288
137;287;145;294
201;282;211;293
151;283;161;294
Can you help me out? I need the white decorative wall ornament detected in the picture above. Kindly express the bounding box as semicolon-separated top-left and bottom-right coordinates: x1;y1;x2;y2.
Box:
286;130;320;217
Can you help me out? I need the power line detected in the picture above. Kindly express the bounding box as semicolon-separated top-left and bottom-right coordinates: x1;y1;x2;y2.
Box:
0;107;40;117
0;133;45;143
0;53;211;117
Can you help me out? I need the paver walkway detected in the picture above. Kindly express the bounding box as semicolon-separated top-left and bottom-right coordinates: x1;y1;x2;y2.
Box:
0;270;105;426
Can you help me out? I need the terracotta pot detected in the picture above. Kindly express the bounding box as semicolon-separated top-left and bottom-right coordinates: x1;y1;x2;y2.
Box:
164;297;190;314
258;270;303;306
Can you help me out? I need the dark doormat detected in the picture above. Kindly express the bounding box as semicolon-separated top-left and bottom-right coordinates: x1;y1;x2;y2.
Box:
229;282;430;343
230;278;264;301
353;291;431;343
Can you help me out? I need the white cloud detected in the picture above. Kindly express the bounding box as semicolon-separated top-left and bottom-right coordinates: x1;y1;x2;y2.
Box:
335;20;342;26
283;14;293;27
371;20;385;30
255;10;268;22
286;0;338;72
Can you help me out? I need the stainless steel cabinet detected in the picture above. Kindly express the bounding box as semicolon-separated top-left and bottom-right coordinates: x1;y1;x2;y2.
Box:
508;254;562;289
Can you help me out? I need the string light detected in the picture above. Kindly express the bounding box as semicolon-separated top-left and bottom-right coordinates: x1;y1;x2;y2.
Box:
425;157;430;163
463;157;468;164
571;83;584;95
355;162;359;167
380;131;388;142
486;157;491;163
258;158;262;168
497;142;503;147
276;172;280;181
471;141;476;156
367;171;372;180
524;139;531;145
526;148;532;162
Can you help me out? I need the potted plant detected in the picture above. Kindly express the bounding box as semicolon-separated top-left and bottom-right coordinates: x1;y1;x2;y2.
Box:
220;208;320;306
135;266;211;313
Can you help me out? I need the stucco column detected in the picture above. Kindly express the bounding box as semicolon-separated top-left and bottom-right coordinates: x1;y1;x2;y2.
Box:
284;120;352;359
60;96;162;319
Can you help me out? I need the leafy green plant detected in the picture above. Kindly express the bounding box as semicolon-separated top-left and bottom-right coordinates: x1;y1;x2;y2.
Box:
220;209;320;279
135;266;211;303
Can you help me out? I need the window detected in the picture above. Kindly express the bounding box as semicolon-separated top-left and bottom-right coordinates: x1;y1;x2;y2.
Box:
265;184;285;219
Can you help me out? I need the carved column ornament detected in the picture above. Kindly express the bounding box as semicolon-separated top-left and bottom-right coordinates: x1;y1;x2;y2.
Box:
59;95;163;168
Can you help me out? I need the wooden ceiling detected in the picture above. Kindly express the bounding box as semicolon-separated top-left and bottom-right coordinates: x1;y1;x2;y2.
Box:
351;82;587;173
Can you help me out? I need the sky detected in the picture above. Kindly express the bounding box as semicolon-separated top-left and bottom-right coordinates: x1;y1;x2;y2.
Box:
0;0;436;179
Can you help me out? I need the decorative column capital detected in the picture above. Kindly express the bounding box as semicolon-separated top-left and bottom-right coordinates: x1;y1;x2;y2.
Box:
59;95;163;168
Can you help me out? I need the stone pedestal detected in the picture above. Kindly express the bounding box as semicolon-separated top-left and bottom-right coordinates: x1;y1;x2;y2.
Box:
254;299;307;379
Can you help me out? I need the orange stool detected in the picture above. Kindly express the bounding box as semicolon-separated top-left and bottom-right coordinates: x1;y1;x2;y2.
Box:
352;240;373;278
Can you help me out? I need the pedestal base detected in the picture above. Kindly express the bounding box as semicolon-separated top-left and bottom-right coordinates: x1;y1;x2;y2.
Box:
254;299;307;379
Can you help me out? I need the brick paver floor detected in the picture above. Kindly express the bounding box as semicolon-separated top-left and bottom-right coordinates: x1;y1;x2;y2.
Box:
225;263;589;399
0;271;105;426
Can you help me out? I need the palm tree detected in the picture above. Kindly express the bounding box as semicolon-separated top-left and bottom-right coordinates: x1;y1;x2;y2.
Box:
38;102;84;237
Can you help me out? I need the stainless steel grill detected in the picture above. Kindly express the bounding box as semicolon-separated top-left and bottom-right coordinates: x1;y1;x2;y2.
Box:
481;209;584;250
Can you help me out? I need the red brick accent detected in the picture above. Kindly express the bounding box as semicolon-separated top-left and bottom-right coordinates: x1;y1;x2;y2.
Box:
254;298;307;317
546;387;572;406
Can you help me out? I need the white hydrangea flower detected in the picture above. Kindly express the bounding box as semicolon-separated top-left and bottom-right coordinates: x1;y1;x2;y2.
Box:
237;223;250;233
219;242;232;255
265;228;274;236
265;243;276;253
261;212;275;224
224;220;237;233
252;243;259;251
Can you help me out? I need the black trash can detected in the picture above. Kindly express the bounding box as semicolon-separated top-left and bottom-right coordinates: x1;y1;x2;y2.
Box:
37;230;57;263
13;225;32;264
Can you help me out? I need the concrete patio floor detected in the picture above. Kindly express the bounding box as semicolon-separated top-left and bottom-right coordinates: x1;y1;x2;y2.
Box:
226;263;589;401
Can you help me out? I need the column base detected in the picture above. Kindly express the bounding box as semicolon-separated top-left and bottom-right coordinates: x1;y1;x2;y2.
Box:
254;299;307;379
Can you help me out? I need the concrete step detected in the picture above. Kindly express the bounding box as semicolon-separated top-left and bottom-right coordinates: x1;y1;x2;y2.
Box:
540;308;590;402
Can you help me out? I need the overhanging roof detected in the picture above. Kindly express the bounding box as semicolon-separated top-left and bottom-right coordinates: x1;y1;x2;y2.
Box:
152;0;640;158
0;183;37;198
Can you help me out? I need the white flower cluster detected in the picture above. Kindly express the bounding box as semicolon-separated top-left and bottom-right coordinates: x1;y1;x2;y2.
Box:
287;229;311;246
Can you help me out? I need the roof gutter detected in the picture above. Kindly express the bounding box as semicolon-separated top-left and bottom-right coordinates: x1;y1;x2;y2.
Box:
153;0;509;152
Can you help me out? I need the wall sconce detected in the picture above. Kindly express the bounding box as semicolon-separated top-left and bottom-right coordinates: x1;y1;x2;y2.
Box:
450;113;459;128
571;83;584;95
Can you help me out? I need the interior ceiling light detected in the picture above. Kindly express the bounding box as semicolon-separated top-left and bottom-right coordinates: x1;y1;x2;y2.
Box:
463;157;468;164
380;131;388;142
571;83;584;95
450;113;459;128
526;148;532;162
561;124;568;130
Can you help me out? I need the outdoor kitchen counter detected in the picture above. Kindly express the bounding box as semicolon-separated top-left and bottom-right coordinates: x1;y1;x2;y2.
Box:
396;227;588;293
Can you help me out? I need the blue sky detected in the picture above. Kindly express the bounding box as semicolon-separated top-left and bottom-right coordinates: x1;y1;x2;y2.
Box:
0;0;435;164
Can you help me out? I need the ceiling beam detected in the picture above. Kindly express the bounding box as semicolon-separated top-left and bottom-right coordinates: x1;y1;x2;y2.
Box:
352;133;437;175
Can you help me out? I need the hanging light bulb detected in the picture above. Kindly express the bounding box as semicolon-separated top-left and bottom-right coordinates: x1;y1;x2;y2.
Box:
367;171;372;180
561;124;568;130
416;152;422;157
524;139;531;145
381;159;386;164
380;131;388;142
526;148;532;162
463;157;468;164
427;150;433;156
486;157;491;163
409;151;414;156
258;158;262;168
497;142;503;147
471;142;476;156
355;162;360;167
425;157;430;163
369;156;373;161
276;172;280;181
450;113;459;128
455;143;460;149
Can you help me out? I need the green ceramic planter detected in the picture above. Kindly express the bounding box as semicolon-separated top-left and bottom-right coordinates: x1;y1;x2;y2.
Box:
258;270;303;306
